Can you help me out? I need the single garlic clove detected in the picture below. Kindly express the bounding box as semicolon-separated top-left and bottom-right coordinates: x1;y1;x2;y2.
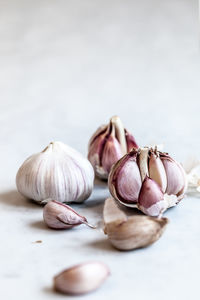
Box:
16;141;94;204
125;130;139;151
110;115;127;155
109;151;142;205
43;200;95;229
103;197;168;250
88;128;108;170
88;116;138;180
161;154;185;196
149;151;167;193
138;147;149;181
101;135;122;174
54;261;110;295
138;176;166;217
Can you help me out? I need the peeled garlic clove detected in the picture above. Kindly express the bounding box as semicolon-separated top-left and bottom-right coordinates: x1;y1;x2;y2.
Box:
103;197;168;250
161;154;185;196
54;262;110;295
88;116;138;180
108;151;142;205
16;141;94;204
149;151;167;193
43;200;95;229
138;176;165;216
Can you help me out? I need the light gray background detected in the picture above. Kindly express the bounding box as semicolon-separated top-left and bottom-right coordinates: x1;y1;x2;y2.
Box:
0;1;199;299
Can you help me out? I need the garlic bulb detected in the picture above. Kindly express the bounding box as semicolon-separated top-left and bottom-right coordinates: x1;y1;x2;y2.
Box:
88;116;138;180
103;198;168;250
43;200;95;229
54;261;110;295
108;147;187;216
16;141;94;204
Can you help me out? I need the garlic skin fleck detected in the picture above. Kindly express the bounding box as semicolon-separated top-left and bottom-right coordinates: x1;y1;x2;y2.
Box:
103;198;168;251
54;262;110;295
16;141;94;204
88;116;138;180
182;156;200;192
43;200;95;229
108;147;187;216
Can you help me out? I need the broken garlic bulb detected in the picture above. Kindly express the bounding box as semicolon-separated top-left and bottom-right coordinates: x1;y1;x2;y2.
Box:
108;147;187;216
16;141;94;204
103;198;168;250
88;116;138;180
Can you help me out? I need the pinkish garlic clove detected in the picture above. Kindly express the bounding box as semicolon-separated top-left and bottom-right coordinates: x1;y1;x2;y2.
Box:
138;176;166;217
108;151;142;205
54;261;110;295
88;116;138;180
101;135;122;174
125;130;138;151
87;128;108;171
43;200;95;229
161;154;185;196
149;151;167;193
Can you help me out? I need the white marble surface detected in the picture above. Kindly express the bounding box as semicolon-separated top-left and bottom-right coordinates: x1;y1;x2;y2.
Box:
0;0;200;299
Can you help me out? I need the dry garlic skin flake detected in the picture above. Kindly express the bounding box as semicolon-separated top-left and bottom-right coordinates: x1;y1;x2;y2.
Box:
16;141;94;204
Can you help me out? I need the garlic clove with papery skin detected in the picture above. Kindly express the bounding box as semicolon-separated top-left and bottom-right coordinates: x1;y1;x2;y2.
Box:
16;141;94;204
149;151;167;193
43;200;95;229
101;135;122;174
138;176;166;217
88;116;138;180
160;153;185;196
103;198;168;250
54;261;110;295
109;152;142;205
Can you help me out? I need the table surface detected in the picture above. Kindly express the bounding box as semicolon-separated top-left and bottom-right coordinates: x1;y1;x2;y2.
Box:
0;1;199;299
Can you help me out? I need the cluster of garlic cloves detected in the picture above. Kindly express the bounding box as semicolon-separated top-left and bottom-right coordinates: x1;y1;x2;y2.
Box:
108;147;187;216
88;116;138;180
16;141;94;204
43;200;95;229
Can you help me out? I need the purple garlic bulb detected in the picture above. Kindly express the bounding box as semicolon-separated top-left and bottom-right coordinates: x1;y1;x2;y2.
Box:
88;116;138;180
108;147;187;216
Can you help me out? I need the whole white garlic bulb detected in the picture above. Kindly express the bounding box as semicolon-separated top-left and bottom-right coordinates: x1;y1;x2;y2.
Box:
16;141;94;204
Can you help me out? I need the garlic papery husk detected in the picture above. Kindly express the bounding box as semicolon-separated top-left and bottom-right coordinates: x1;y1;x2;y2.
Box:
108;146;187;216
16;141;94;204
43;200;95;229
182;156;200;192
103;198;168;250
88;116;138;180
54;262;110;295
